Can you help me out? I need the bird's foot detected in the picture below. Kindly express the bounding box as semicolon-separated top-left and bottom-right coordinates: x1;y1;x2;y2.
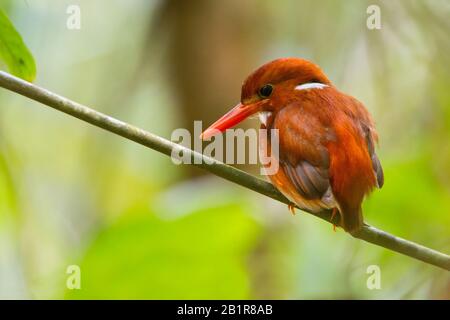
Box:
288;204;296;215
331;207;338;232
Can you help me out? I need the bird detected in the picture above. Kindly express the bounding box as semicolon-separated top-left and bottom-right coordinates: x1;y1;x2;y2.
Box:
200;58;383;233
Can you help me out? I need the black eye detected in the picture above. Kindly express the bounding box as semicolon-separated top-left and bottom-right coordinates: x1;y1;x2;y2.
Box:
258;84;273;98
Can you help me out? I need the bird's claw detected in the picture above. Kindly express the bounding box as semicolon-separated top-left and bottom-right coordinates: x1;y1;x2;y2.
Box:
331;207;338;232
288;204;296;215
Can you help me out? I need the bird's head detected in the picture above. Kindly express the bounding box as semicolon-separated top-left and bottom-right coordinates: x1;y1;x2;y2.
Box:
200;57;331;139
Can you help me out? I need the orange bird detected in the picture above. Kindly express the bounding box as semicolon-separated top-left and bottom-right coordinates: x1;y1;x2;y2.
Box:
201;58;383;233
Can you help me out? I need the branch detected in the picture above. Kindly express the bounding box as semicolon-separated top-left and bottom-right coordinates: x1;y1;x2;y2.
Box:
0;71;449;271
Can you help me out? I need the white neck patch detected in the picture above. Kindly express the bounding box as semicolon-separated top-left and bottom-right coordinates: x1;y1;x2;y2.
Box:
259;111;272;126
295;82;328;91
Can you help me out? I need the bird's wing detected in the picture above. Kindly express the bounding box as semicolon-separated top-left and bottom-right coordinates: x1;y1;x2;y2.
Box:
280;160;330;200
362;123;384;188
268;104;335;210
339;93;384;189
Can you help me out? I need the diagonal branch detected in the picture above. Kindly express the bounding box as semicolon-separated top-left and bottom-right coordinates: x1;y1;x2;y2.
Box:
0;70;449;271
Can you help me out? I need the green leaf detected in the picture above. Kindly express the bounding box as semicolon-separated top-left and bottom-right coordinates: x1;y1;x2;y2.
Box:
65;202;261;299
0;151;18;223
0;9;36;81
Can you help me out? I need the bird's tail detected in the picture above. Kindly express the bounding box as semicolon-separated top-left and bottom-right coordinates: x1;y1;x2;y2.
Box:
340;204;364;234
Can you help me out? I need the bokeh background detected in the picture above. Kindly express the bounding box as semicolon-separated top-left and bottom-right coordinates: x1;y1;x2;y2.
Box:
0;0;449;299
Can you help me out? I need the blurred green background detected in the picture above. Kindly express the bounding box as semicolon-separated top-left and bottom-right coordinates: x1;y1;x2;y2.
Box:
0;0;449;299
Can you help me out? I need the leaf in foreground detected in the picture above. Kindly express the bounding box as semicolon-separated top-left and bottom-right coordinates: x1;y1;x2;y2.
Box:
0;10;36;81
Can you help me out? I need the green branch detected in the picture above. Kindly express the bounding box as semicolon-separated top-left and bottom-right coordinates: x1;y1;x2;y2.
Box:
0;70;449;271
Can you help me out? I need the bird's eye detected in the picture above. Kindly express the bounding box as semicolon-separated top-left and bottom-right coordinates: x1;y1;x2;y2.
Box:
258;84;273;98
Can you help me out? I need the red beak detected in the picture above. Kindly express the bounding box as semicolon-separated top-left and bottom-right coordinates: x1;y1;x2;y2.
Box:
200;101;263;140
